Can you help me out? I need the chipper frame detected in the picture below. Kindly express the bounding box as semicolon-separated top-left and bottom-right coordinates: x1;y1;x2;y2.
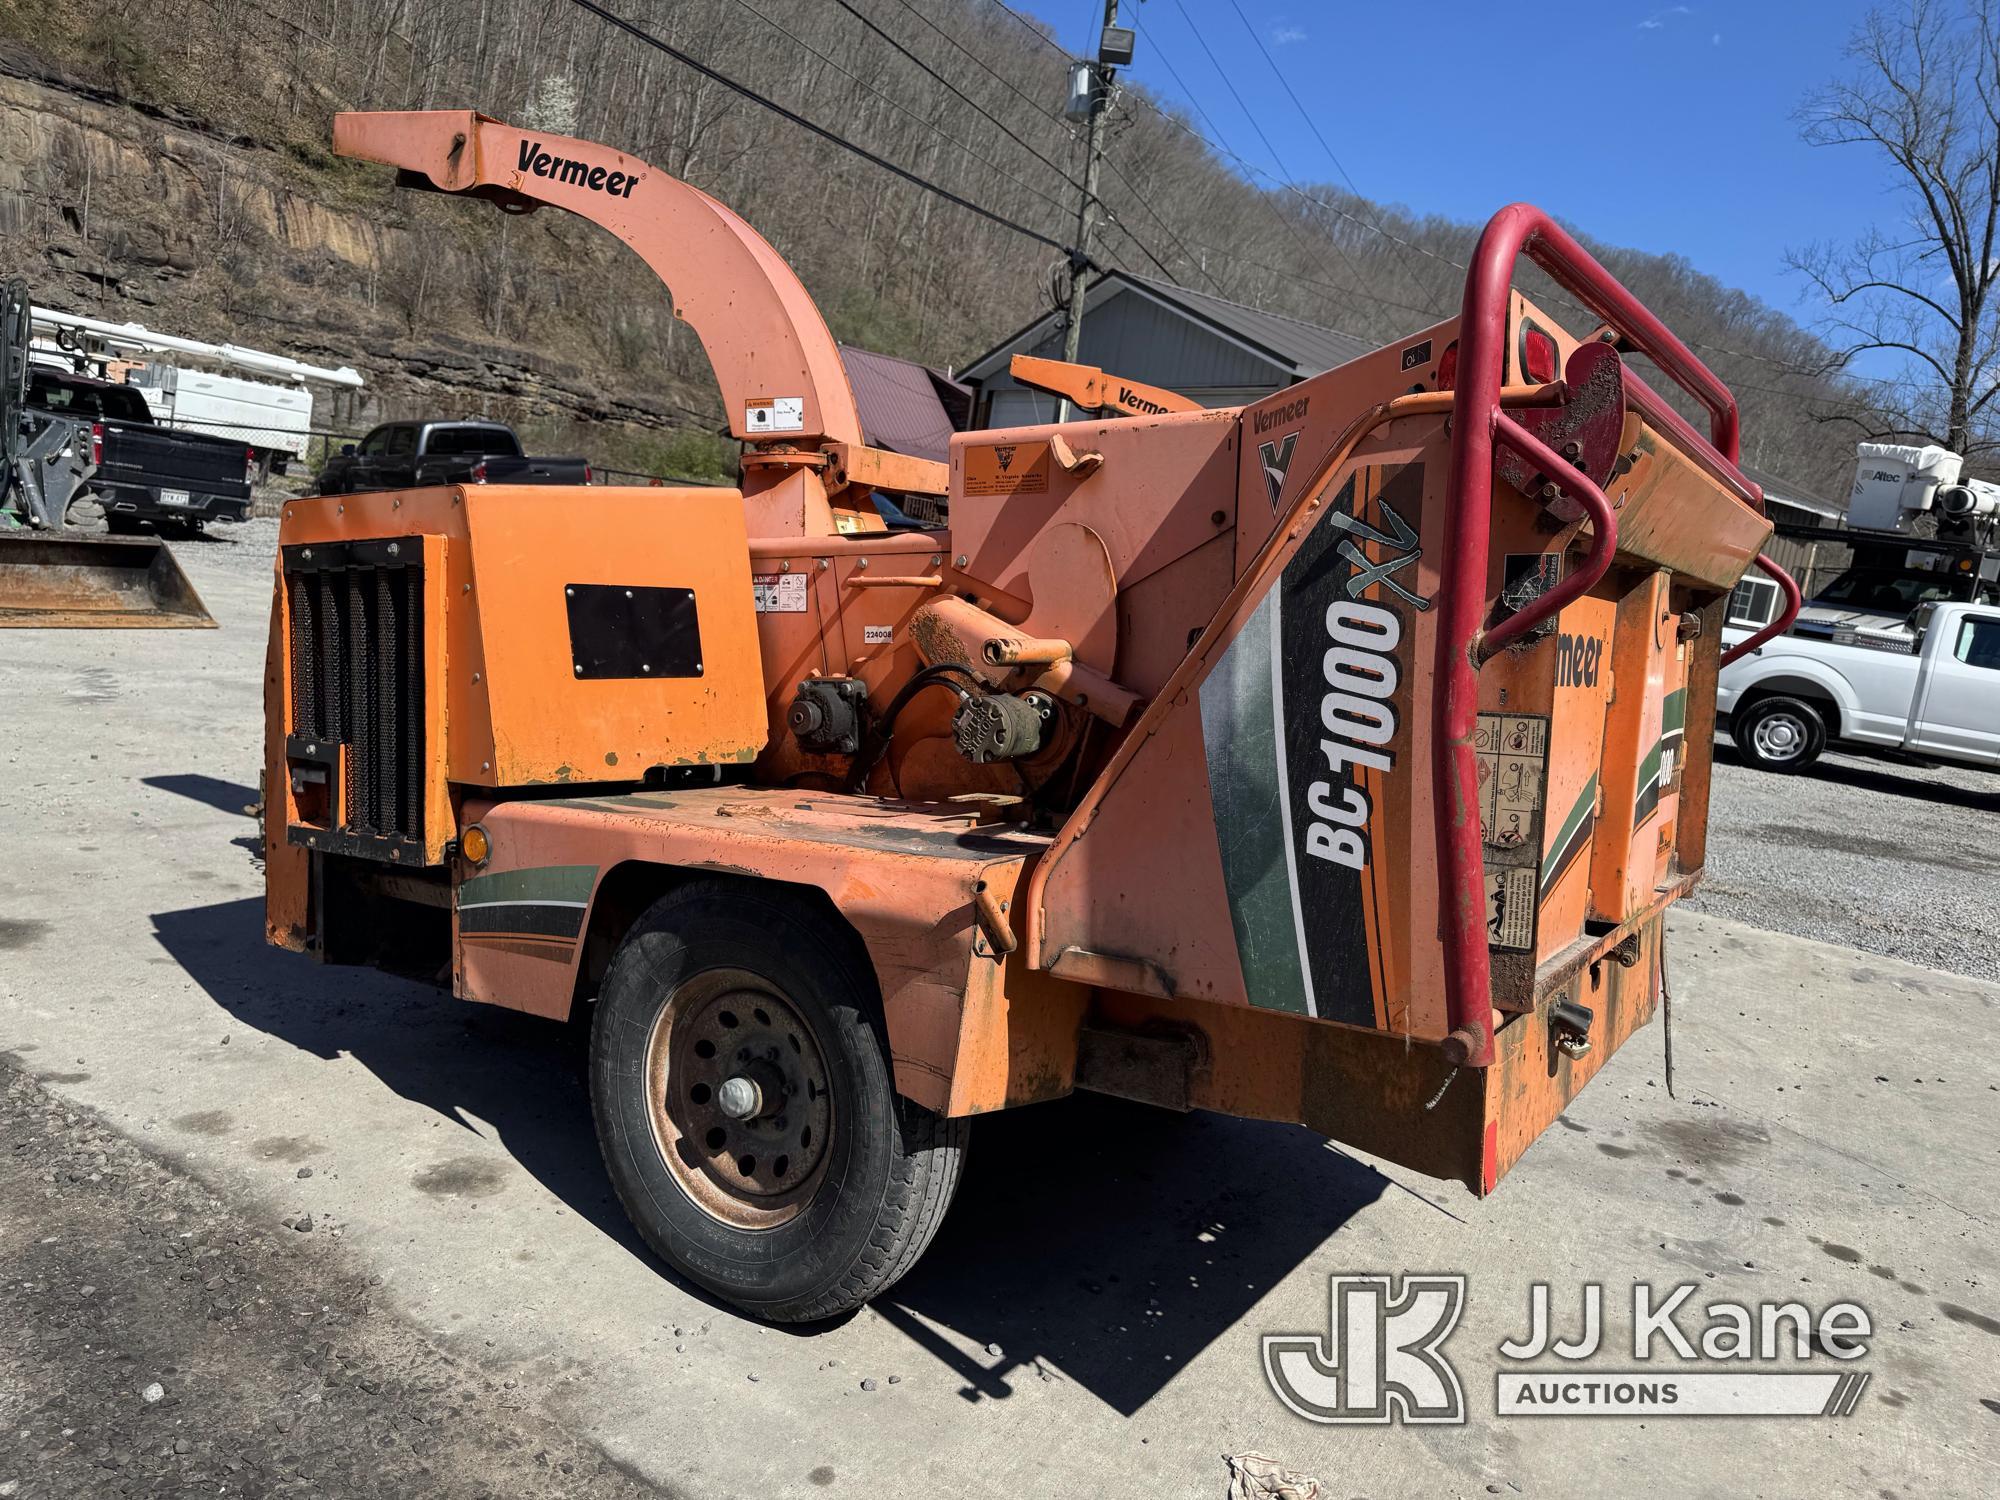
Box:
266;110;1800;1321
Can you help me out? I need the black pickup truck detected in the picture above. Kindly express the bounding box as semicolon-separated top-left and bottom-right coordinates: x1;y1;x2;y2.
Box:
28;368;254;532
314;420;590;495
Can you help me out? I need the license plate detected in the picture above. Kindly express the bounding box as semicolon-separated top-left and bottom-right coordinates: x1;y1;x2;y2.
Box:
160;489;191;507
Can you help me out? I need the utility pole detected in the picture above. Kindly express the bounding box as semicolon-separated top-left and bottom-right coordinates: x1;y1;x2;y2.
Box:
1057;0;1130;421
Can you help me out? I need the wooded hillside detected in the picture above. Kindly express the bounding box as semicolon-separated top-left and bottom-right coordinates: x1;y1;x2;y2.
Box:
0;0;1876;492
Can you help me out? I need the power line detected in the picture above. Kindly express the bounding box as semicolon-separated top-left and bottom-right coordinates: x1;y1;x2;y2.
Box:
1160;0;1388;300
824;0;1181;286
717;0;1080;229
1222;0;1433;296
999;0;1875;396
832;0;1083;197
564;0;1080;257
880;0;1221;290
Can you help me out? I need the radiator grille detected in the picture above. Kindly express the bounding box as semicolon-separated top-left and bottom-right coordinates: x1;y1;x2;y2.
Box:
284;540;425;849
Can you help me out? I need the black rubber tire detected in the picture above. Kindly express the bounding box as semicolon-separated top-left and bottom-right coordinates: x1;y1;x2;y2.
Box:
590;880;967;1322
1733;695;1826;772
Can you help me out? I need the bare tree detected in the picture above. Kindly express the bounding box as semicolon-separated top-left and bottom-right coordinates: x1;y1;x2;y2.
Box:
1791;0;2000;457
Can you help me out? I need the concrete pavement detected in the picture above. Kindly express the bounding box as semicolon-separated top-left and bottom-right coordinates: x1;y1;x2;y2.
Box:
1;526;1995;1498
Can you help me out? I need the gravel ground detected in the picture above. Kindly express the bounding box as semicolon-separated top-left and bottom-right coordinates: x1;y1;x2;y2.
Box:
1688;735;2000;982
3;518;667;1499
0;1055;664;1500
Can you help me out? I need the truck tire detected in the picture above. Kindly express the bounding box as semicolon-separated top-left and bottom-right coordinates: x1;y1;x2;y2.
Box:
590;880;967;1322
1733;695;1826;772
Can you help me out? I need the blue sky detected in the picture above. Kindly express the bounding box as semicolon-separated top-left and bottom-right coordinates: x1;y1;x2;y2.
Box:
1012;0;1897;337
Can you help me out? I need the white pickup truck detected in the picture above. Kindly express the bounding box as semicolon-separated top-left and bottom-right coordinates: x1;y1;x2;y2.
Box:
1718;588;2000;771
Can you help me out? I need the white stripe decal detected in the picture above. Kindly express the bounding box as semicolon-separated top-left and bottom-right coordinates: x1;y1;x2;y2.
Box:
455;899;590;912
1267;589;1319;1018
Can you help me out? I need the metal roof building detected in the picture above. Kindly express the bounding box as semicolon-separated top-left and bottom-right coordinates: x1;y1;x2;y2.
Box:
836;345;971;466
958;271;1375;429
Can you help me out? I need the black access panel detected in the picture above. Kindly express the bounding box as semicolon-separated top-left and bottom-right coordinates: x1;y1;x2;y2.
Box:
564;583;705;679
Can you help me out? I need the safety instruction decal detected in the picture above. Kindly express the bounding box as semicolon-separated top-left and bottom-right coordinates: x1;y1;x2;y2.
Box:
1485;867;1537;952
1477;713;1548;850
744;396;805;434
1477;712;1549;953
752;573;808;613
963;442;1050;497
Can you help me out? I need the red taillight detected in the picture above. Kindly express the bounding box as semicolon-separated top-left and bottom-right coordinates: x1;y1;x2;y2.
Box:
1436;341;1459;391
89;421;103;466
245;447;257;483
1522;326;1559;385
583;464;593;484
470;459;488;483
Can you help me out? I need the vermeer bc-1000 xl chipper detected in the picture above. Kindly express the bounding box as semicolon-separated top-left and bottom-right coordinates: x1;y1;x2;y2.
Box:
265;111;1800;1321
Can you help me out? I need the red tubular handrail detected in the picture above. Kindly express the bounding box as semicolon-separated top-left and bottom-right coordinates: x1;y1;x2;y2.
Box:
1478;412;1620;659
1434;204;1749;1069
1720;555;1804;667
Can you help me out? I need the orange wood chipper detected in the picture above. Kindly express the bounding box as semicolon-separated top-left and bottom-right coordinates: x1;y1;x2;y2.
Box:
265;110;1800;1322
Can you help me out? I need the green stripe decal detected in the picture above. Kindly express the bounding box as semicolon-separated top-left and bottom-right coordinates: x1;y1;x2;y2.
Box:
1198;590;1313;1017
1633;738;1667;828
458;864;599;908
1662;687;1687;735
1540;772;1598;900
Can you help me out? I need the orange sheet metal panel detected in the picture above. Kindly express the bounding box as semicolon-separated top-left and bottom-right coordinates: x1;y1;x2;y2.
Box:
1035;422;1451;1038
1590;572;1674;922
277;486;769;790
451;787;1084;1115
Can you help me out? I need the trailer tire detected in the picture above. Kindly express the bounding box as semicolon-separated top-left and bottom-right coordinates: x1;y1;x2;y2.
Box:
1733;695;1826;772
590;880;966;1323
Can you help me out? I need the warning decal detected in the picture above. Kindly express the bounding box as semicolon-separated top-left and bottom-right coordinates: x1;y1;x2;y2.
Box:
1477;712;1548;850
1485;867;1537;952
744;396;805;434
963;442;1050;497
752;573;808;613
1476;712;1549;952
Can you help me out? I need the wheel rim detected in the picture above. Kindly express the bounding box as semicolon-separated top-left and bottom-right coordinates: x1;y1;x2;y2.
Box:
642;968;834;1230
1750;710;1807;762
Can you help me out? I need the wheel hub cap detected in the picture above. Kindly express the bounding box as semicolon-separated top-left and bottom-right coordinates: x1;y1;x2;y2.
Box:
642;971;834;1230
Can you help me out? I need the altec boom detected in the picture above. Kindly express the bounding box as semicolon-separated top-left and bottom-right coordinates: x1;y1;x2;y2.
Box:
265;110;1798;1321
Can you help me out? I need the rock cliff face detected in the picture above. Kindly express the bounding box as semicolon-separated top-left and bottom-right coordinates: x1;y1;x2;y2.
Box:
0;51;712;464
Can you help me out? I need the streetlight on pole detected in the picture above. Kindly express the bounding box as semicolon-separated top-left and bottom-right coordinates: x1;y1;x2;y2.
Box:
1056;1;1133;421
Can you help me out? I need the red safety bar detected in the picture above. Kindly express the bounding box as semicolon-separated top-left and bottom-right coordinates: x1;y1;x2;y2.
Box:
1720;554;1804;667
1434;204;1751;1069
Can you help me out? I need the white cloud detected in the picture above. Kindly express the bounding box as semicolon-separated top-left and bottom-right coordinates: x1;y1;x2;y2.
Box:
1273;24;1307;44
1637;4;1692;29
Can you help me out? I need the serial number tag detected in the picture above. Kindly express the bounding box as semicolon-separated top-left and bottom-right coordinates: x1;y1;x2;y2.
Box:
159;489;191;507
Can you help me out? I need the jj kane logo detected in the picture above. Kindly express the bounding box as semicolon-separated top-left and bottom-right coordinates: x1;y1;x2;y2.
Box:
1263;1275;1467;1424
1264;1276;1874;1424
